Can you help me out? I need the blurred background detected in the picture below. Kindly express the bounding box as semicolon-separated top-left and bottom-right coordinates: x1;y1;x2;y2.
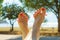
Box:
0;0;60;36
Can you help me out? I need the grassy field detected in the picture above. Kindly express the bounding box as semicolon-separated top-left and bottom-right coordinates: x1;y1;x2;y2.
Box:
0;27;20;31
0;27;60;36
0;27;58;32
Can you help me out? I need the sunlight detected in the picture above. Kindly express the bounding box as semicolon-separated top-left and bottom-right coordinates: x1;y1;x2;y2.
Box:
0;0;58;27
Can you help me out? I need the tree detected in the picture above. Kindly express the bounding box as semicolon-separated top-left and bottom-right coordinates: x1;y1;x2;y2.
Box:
0;0;3;15
0;0;3;5
19;0;60;32
1;4;26;32
0;0;3;21
55;0;60;32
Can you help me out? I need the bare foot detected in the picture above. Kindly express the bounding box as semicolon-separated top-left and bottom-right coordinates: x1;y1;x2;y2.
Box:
32;7;46;40
18;12;29;39
34;7;46;23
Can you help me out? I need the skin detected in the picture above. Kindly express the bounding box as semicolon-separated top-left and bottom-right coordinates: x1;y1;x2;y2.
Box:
24;7;46;40
32;7;46;40
17;12;29;40
18;7;46;40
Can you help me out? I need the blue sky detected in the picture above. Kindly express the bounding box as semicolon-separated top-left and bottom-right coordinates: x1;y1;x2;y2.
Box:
1;0;58;27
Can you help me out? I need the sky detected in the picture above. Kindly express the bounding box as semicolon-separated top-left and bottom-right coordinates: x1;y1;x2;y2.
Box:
1;0;58;28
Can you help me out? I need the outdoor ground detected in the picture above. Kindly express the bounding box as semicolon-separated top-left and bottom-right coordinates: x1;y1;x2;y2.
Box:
0;34;60;40
0;27;60;40
0;34;22;40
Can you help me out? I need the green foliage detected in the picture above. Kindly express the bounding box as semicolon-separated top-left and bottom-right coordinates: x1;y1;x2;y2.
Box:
19;0;58;16
0;5;2;15
20;0;54;9
0;0;3;15
20;0;60;17
0;0;3;5
1;4;25;20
